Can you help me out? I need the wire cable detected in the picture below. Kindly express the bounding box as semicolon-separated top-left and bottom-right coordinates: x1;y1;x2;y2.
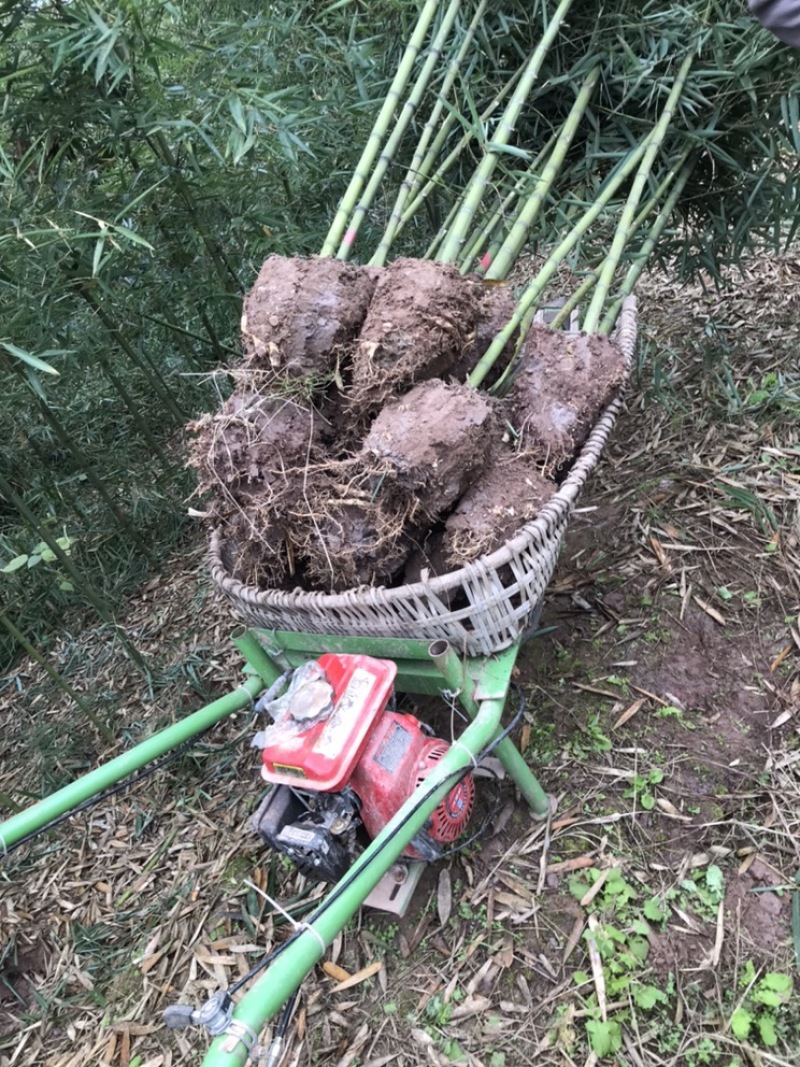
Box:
229;684;530;993
1;728;215;860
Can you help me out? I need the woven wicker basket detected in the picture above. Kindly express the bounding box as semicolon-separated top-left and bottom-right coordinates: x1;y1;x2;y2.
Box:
209;297;638;656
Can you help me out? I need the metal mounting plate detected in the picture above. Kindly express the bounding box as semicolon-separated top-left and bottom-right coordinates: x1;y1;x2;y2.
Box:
363;861;427;916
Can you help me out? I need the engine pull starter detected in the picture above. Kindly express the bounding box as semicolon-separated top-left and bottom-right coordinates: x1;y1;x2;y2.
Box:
250;653;475;914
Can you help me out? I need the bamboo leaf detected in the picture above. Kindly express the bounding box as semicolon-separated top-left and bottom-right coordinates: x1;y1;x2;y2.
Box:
1;555;29;574
0;341;60;376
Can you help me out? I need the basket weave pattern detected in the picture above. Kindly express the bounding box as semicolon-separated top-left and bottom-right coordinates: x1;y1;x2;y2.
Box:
209;298;638;655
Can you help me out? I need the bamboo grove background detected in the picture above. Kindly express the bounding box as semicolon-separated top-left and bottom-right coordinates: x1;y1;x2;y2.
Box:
1;0;799;681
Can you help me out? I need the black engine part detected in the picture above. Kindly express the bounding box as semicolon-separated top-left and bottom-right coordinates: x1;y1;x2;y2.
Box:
252;785;361;883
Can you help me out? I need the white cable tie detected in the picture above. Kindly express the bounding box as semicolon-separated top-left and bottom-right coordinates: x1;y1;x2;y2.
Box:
244;880;326;953
221;1019;260;1059
441;688;461;704
0;831;7;857
236;683;256;712
449;740;479;769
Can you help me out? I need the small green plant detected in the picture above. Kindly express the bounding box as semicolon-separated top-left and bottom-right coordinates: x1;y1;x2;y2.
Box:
604;674;630;696
624;768;664;810
1;534;75;590
655;704;682;718
668;864;725;921
571;713;613;760
730;964;793;1047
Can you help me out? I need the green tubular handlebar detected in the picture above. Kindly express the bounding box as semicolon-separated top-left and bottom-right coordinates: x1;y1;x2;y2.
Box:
201;691;508;1067
0;674;264;854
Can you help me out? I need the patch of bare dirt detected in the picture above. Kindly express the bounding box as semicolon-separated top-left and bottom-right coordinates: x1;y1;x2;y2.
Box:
0;932;50;1037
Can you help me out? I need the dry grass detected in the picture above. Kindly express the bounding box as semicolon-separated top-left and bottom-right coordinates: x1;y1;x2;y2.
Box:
2;253;800;1067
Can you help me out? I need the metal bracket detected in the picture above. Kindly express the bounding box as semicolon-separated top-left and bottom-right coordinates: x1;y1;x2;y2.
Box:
162;989;233;1037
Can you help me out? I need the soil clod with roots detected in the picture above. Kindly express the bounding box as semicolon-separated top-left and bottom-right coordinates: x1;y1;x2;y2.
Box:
443;445;556;567
189;256;626;592
351;257;480;409
241;254;376;377
509;325;627;472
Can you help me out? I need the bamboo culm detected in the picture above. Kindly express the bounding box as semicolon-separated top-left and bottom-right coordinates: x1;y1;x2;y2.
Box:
370;0;488;266
337;0;463;260
436;0;576;265
319;0;441;257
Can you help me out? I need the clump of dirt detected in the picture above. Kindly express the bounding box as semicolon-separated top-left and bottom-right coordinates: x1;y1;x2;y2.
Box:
450;283;519;383
362;379;495;513
300;469;420;590
351;257;480;406
190;256;626;591
443;445;555;565
188;389;320;585
189;389;318;504
241;255;376;377
509;326;627;470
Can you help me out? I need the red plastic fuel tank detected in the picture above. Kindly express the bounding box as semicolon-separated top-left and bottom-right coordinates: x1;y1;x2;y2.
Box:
260;654;397;791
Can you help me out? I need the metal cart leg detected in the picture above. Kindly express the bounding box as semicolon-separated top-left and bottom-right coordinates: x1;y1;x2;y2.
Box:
429;639;551;816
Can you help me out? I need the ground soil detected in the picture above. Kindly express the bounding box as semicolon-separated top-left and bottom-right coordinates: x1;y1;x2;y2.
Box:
510;326;628;471
241;255;376;377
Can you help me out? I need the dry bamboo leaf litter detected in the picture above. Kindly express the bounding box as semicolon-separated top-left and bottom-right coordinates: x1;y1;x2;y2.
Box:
2;255;800;1067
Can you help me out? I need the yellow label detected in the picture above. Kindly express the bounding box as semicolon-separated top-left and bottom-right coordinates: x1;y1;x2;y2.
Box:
270;762;307;778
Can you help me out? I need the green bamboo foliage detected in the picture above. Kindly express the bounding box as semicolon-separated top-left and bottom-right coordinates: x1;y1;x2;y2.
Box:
319;0;441;257
0;470;148;674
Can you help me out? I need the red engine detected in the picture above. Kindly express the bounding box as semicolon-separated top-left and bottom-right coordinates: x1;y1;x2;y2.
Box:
251;654;474;882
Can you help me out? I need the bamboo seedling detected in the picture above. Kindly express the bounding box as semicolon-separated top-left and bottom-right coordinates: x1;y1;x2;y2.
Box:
599;163;694;335
436;0;575;265
526;152;694;333
370;0;489;267
484;64;600;281
467;129;658;389
455;135;558;273
582;53;694;333
389;61;527;247
320;0;441;257
336;0;463;260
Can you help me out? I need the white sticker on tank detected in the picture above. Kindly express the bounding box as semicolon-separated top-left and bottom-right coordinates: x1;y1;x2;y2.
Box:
312;668;375;759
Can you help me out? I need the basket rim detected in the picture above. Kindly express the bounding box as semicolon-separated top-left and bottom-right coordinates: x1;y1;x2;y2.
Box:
209;297;638;612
